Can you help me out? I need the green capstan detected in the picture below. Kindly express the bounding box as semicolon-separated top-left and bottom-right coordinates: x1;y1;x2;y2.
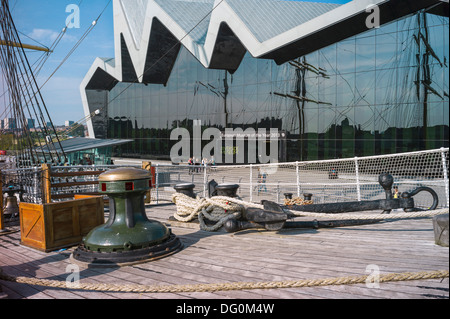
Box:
72;167;181;265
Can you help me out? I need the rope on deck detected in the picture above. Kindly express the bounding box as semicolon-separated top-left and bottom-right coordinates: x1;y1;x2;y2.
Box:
172;193;249;231
172;193;449;231
0;268;448;293
1;195;446;294
287;208;450;220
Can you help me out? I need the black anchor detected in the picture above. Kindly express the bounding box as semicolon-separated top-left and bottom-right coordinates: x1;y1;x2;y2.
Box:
283;173;438;214
223;173;439;233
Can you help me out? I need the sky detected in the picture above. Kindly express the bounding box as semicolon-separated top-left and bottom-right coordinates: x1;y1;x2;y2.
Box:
1;0;351;126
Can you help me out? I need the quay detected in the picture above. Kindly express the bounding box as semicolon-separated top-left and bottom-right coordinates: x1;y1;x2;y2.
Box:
0;203;448;299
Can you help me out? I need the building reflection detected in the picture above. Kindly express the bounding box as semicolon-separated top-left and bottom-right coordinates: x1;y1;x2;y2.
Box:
91;12;448;162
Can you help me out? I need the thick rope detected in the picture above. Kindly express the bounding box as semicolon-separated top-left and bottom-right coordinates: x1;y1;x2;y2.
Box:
0;268;447;293
172;193;449;229
284;197;314;206
286;207;449;220
172;193;255;231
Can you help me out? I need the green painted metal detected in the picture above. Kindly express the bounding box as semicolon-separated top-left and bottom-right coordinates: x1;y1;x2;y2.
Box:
81;168;170;253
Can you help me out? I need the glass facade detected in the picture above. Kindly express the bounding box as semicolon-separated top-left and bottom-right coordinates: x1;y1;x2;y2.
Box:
96;11;449;162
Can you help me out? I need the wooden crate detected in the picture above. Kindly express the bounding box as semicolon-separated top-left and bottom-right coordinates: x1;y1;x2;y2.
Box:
19;196;105;252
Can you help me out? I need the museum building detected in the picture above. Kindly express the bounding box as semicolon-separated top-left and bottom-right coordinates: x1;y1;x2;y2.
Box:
81;0;449;163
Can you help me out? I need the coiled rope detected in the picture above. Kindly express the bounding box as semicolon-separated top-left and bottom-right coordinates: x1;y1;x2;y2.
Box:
172;193;255;231
0;268;447;293
172;193;449;231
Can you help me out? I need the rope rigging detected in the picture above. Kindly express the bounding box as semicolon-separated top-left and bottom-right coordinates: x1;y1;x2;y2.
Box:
0;0;67;167
1;0;111;145
0;0;111;167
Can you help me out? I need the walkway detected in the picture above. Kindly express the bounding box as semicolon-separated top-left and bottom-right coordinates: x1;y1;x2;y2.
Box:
0;204;448;299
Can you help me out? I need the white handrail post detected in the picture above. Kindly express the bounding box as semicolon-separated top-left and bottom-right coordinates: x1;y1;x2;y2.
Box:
296;161;300;197
441;147;449;208
155;164;159;205
203;163;207;197
354;156;361;201
249;164;253;202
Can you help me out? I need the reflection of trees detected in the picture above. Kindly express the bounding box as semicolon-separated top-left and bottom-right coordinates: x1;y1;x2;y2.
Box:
318;116;447;158
108;115;283;160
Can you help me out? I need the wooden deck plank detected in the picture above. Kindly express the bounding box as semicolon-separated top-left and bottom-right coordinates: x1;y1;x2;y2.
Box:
0;246;117;299
155;229;448;299
1;204;448;300
171;229;447;275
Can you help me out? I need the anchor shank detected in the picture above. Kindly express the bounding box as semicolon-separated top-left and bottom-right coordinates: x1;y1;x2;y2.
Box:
288;198;414;214
284;219;381;228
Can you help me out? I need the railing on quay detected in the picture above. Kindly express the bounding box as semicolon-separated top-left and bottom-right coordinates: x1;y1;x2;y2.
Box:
152;147;449;210
1;148;449;213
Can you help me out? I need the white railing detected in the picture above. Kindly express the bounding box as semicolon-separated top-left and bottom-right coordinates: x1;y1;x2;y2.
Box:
2;148;448;209
153;148;449;209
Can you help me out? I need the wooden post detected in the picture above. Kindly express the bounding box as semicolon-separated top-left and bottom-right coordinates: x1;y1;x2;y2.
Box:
142;161;152;204
41;164;51;204
0;170;4;231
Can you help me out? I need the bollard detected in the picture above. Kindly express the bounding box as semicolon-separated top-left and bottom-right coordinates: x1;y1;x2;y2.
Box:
71;168;182;266
207;180;218;197
174;183;196;198
215;184;239;197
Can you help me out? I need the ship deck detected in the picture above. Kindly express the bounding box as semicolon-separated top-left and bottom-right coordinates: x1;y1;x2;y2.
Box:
0;203;448;300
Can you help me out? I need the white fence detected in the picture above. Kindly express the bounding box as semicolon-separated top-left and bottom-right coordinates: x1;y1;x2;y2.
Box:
1;148;449;210
153;148;449;210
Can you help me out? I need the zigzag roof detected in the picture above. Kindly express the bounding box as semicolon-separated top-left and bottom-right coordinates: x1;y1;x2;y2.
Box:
82;0;446;91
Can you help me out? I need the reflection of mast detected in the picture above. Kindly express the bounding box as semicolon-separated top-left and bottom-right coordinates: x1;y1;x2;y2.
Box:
197;70;230;128
223;71;229;128
414;12;445;148
273;57;331;160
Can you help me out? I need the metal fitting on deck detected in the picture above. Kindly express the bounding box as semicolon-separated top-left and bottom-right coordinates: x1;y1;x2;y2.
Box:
71;167;182;266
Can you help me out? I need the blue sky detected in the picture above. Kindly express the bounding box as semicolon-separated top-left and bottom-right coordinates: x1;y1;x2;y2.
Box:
2;0;351;126
4;0;114;125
